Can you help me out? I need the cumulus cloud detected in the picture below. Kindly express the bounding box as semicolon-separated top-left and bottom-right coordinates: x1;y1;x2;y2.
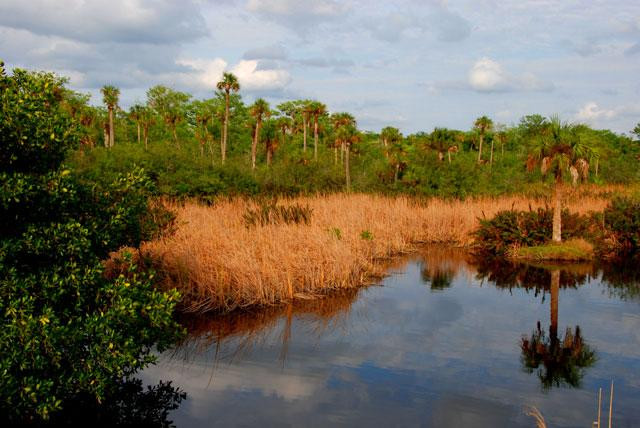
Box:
574;102;640;124
230;59;291;91
468;58;554;93
0;0;207;44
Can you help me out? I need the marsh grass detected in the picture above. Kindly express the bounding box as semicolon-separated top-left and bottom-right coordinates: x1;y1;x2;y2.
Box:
142;191;611;312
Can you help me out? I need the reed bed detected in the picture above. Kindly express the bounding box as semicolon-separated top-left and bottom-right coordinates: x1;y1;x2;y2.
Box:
143;191;612;313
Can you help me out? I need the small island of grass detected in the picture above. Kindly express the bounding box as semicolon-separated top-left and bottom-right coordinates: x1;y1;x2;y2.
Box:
511;239;594;261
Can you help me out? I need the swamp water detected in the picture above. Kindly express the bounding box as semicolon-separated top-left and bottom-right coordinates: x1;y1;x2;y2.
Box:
143;247;640;427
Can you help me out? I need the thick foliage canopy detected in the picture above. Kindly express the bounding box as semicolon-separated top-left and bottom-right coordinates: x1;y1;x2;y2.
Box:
0;63;183;422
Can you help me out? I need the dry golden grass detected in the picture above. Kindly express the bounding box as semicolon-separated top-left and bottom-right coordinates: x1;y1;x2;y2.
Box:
141;190;614;313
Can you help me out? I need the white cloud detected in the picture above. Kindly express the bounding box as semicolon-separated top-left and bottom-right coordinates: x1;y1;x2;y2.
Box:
574;101;640;124
468;58;509;92
468;58;554;93
175;58;228;91
231;59;291;91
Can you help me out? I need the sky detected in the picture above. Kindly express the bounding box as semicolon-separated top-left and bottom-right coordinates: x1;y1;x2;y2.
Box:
1;0;639;134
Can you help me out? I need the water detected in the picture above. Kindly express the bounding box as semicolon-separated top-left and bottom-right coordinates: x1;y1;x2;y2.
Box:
143;247;640;427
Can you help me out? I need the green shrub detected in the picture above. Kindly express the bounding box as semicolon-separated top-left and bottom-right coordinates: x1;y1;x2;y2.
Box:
243;199;313;227
474;207;593;255
603;197;640;255
0;63;183;422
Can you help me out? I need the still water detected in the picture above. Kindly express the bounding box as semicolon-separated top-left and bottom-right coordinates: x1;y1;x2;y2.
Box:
143;247;640;427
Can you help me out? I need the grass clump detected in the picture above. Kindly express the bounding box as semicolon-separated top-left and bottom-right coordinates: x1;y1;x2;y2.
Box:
511;238;594;261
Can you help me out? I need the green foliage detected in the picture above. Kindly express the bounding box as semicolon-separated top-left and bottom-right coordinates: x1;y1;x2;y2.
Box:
0;63;182;422
474;208;593;255
603;197;640;255
360;230;374;240
243;199;313;227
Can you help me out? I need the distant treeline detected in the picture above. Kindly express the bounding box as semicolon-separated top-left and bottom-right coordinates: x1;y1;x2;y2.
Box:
61;72;640;198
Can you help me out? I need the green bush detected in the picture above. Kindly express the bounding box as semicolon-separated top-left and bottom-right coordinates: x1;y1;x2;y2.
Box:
603;197;640;255
474;207;593;255
0;63;183;422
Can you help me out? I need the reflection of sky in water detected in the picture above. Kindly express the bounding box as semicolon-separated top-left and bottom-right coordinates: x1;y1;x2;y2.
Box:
143;249;640;427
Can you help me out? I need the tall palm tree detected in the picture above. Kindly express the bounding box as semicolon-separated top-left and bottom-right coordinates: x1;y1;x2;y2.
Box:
128;104;143;144
473;116;493;164
100;85;119;148
380;127;402;160
301;101;313;153
343;126;360;193
216;72;240;164
139;106;155;151
261;118;278;166
308;101;327;161
249;98;270;170
429;127;457;163
331;112;356;165
276;116;292;149
526;116;594;242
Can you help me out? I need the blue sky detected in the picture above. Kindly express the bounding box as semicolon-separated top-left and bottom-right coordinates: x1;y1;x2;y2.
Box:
1;0;639;134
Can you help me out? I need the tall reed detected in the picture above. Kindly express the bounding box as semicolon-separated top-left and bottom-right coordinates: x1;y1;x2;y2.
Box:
142;192;611;312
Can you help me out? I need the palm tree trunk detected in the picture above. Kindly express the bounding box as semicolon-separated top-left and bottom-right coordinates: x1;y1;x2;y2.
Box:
108;107;114;148
267;148;272;166
222;91;229;164
143;126;148;150
490;139;494;170
303;117;308;152
477;134;483;163
313;118;319;161
448;150;452;163
550;269;560;339
334;146;338;165
394;163;399;183
340;142;344;164
172;127;178;147
345;145;351;192
251;121;260;170
137;123;141;144
553;182;562;242
103;127;109;148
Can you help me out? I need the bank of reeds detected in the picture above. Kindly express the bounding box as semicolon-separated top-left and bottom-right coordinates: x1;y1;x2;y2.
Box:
142;192;611;312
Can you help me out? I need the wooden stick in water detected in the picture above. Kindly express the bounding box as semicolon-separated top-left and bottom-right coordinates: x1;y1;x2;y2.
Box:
608;380;614;428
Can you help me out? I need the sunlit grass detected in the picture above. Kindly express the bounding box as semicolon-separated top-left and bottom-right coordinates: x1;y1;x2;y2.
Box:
141;191;613;312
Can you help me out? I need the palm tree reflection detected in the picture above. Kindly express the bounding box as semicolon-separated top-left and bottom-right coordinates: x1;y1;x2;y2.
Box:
520;269;596;389
472;258;597;390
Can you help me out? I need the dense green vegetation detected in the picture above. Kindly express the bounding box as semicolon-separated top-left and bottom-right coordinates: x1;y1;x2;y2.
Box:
0;64;183;422
61;73;640;199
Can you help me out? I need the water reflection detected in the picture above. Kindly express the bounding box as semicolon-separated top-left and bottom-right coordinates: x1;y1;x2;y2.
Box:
46;378;185;427
144;247;640;427
473;260;598;389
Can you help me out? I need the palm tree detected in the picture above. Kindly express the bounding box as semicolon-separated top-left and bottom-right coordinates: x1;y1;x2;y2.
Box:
380;126;402;157
335;123;359;192
261;119;278;166
275;116;292;149
301;100;313;153
216;72;240;164
139;107;155;151
308;101;327;161
526;116;594;242
429;127;457;163
331;112;356;165
128;104;143;145
473;116;493;164
249;98;270;170
100;85;119;148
